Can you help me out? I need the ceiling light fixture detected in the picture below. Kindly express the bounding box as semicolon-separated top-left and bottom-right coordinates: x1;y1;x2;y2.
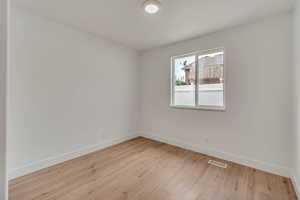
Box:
143;0;161;14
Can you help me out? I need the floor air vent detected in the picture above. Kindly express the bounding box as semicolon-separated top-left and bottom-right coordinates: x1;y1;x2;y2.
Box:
208;160;228;168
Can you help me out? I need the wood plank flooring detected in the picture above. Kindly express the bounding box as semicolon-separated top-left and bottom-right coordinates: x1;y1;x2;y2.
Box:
9;137;297;200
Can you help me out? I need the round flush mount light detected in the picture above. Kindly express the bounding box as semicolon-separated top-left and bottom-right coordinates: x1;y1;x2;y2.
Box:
143;0;161;14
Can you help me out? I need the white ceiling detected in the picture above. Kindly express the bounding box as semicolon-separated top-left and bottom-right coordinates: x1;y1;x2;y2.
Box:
13;0;294;50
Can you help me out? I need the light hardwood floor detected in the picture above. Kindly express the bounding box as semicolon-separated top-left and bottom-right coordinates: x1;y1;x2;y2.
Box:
9;137;297;200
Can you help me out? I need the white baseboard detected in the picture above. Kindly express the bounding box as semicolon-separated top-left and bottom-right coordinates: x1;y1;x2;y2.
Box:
8;132;291;181
140;132;290;177
291;172;300;198
8;134;138;180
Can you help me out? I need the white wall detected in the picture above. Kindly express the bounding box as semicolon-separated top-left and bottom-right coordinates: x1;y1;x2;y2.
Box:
139;13;292;176
292;0;300;195
0;0;8;198
8;7;139;179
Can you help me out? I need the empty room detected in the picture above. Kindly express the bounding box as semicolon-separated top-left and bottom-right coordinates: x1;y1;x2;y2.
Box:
2;0;300;199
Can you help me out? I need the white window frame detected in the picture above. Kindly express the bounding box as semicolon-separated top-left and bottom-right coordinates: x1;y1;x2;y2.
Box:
170;47;226;111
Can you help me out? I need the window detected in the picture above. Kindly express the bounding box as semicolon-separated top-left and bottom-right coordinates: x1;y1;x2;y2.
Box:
170;48;225;110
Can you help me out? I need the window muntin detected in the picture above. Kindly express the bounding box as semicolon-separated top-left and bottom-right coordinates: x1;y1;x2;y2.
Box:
171;48;225;110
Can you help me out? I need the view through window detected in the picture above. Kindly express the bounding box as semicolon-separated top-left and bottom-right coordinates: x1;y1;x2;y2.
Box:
171;48;225;110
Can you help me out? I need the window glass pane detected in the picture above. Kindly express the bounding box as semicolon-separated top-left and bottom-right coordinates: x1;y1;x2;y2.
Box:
198;50;224;107
173;55;196;106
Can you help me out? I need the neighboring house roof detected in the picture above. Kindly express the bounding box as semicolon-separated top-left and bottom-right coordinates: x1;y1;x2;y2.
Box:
181;54;223;71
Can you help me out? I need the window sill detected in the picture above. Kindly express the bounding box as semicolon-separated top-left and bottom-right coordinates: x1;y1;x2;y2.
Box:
169;105;226;111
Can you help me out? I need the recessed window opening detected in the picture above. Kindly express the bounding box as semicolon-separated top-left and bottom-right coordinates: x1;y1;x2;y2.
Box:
170;48;225;110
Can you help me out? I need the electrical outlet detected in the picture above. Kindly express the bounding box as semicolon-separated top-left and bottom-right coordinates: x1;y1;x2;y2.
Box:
204;138;209;143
